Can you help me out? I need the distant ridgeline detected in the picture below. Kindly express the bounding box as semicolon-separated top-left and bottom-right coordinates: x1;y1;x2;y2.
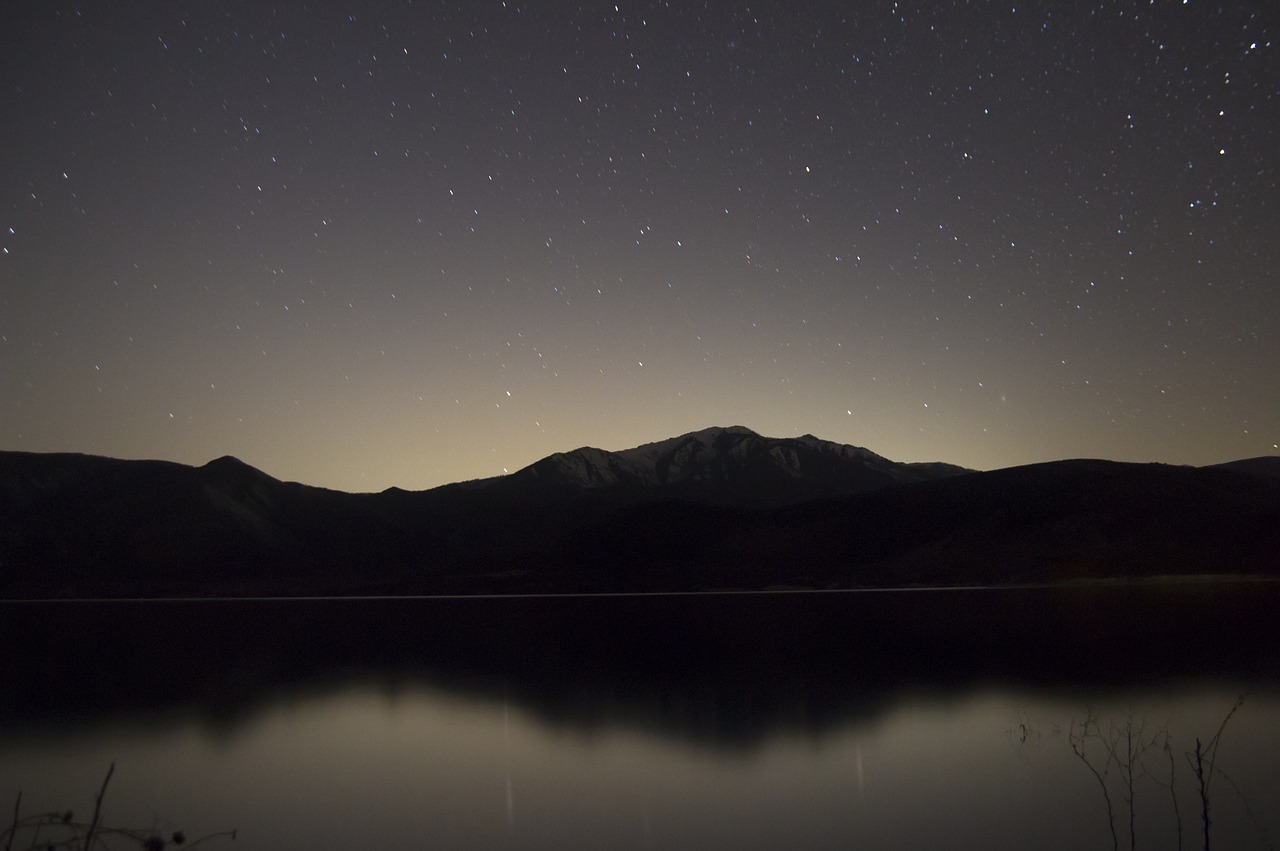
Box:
2;427;1278;597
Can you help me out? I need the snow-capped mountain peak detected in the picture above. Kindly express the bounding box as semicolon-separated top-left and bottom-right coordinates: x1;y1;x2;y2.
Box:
505;426;968;505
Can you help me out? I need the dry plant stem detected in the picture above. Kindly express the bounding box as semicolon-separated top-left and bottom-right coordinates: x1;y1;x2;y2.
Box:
1102;713;1160;851
83;762;114;851
184;829;238;848
1070;715;1119;851
1188;695;1244;851
1;769;235;851
1164;738;1183;851
1194;738;1210;851
1119;718;1140;850
1210;764;1275;850
1127;722;1136;850
1204;697;1243;795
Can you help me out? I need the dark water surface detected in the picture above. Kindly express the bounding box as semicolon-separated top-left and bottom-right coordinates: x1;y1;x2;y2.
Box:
3;585;1279;849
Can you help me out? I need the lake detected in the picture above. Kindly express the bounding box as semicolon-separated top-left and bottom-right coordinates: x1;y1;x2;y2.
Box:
3;585;1279;850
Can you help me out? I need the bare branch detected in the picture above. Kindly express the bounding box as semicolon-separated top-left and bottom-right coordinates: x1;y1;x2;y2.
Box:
1070;713;1119;851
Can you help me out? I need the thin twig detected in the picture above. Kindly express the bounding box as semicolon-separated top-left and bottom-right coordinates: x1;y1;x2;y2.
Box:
1071;714;1119;851
1187;695;1245;851
1208;764;1275;851
82;762;114;851
185;828;238;848
1164;737;1183;851
1203;696;1244;799
1193;738;1210;851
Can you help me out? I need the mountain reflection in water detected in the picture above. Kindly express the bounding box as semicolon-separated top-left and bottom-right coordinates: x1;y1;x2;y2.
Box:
2;585;1278;850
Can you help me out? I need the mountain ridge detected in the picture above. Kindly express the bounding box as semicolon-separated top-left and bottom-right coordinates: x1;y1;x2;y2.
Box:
500;425;970;506
2;428;1278;597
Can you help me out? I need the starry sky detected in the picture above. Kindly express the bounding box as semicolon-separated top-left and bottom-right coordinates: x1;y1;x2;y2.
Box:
2;1;1277;492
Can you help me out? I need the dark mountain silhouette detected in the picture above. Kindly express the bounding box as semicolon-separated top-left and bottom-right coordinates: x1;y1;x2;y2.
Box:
2;428;1278;597
498;425;970;506
0;450;422;595
1205;456;1280;479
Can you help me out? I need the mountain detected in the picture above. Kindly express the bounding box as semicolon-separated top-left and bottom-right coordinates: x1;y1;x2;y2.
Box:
0;450;422;595
498;425;969;506
620;458;1280;590
1205;456;1280;479
2;431;1278;597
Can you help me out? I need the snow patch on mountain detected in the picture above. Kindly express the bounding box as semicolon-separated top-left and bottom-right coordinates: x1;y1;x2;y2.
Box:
505;425;970;502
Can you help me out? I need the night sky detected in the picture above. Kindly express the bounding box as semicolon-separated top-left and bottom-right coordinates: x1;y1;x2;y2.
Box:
2;1;1276;492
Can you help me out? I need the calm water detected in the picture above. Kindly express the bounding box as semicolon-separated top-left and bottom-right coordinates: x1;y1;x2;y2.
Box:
3;586;1279;850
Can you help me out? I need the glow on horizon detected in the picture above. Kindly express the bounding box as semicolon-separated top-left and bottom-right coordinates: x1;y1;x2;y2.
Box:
2;2;1276;492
